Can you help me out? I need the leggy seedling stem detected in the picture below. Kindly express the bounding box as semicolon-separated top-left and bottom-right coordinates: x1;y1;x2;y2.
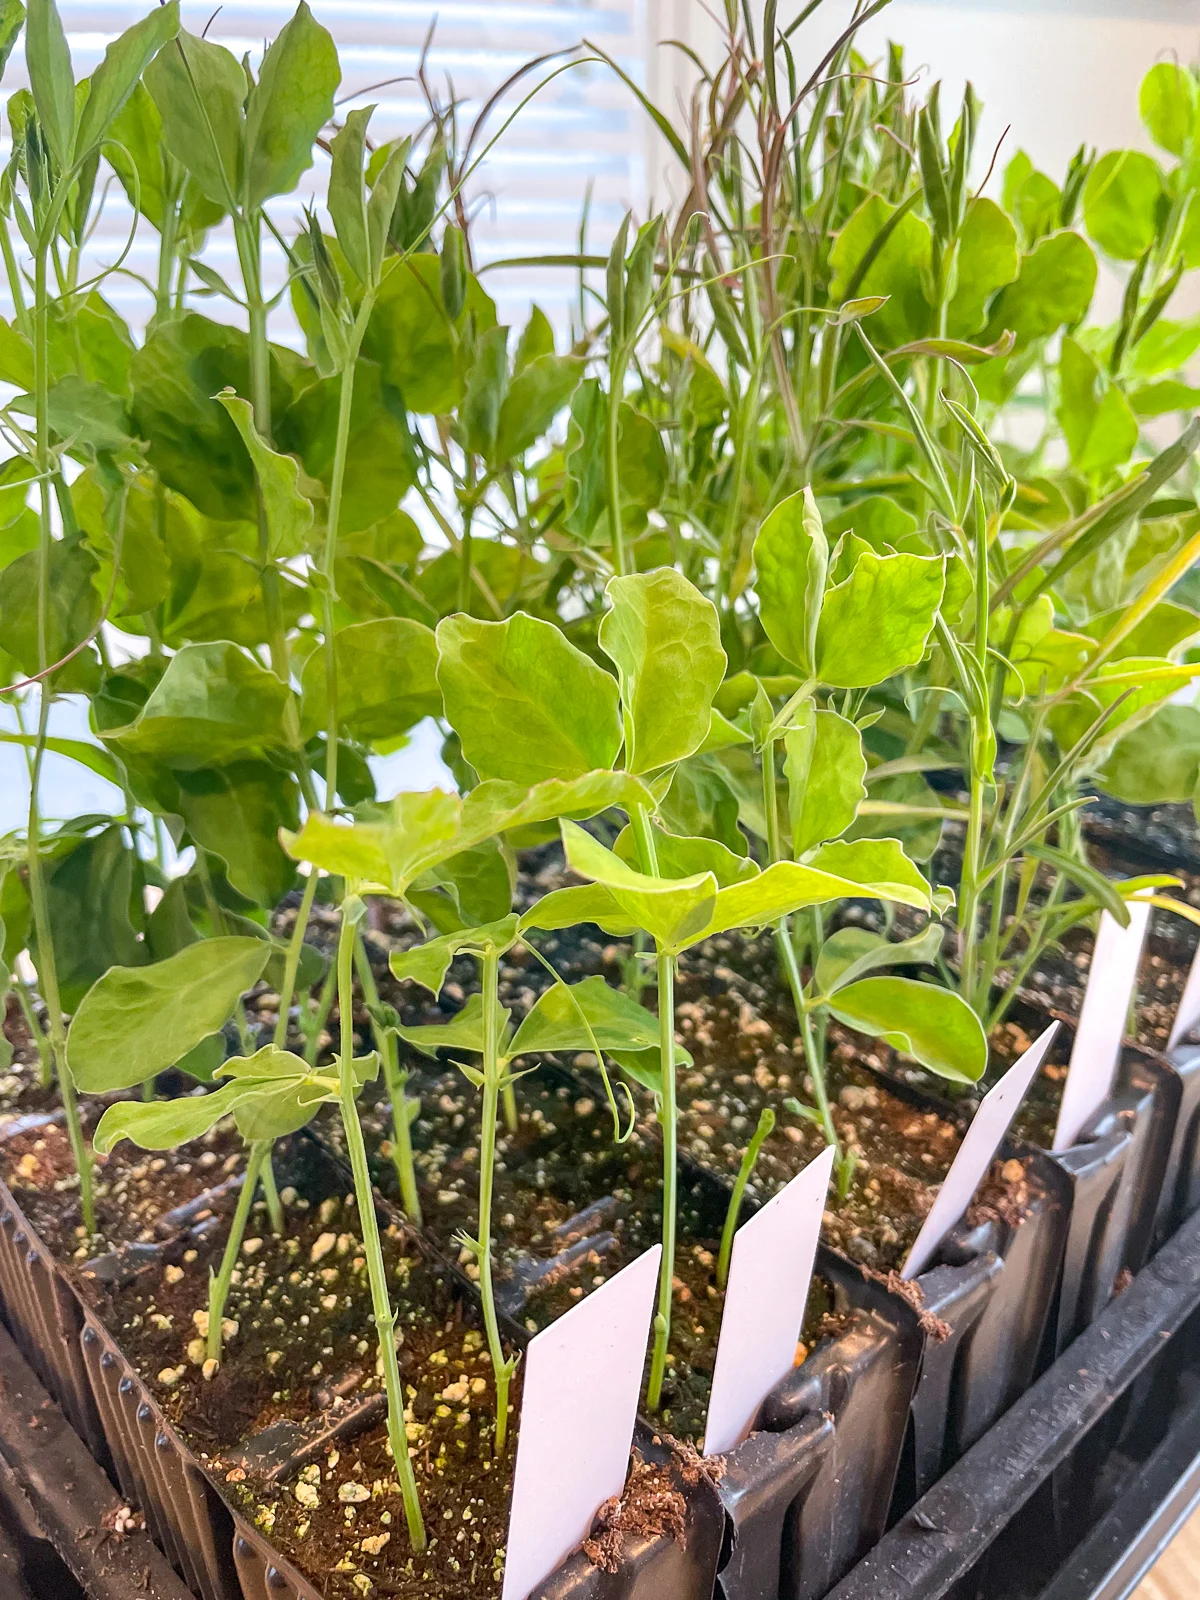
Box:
27;237;94;1235
717;1107;776;1291
475;943;517;1452
645;944;677;1413
334;903;426;1550
354;935;423;1226
207;1139;270;1364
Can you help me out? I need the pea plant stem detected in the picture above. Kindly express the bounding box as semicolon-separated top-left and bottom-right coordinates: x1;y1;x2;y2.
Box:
605;348;630;577
477;944;515;1452
207;1139;269;1363
645;945;677;1413
260;1148;284;1236
334;909;427;1549
353;935;423;1226
27;239;94;1235
763;735;841;1165
273;870;320;1050
717;1107;775;1291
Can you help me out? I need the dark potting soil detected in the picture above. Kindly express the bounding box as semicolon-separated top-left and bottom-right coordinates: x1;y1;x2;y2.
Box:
0;1109;249;1259
323;1066;847;1446
90;1169;520;1600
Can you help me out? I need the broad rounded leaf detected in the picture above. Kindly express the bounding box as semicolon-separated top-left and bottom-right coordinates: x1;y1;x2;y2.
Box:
560;818;717;951
828;977;987;1084
815;552;944;688
987;231;1098;346
806;837;933;910
815;923;944;996
301;618;441;744
68;937;270;1092
509;975;689;1071
613;825;756;887
458;772;655;850
436;611;621;784
394;993;510;1060
785;707;866;854
105;641;291;770
1099;704;1200;805
1141;62;1199;155
282;789;462;895
145;29;243;209
598;569;726;774
1083;150;1164;262
243;1;340;207
947;199;1019;339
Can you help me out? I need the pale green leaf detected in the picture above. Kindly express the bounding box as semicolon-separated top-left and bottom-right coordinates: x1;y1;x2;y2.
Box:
68;937;270;1092
215;390;313;558
828;976;987;1084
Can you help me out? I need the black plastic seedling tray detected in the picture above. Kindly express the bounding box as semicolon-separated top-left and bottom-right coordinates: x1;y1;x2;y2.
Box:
823;1200;1200;1600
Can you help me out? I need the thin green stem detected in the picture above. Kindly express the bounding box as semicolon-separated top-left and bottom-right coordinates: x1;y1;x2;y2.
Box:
260;1146;284;1236
354;934;423;1226
645;945;677;1412
334;908;426;1549
477;944;515;1452
14;980;52;1089
304;960;338;1065
717;1107;775;1290
28;239;93;1234
273;871;320;1049
207;1140;268;1363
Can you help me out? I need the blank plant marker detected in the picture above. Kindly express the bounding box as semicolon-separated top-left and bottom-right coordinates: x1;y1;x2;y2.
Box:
502;1244;661;1600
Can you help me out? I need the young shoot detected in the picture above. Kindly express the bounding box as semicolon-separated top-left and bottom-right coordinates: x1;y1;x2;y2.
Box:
716;1107;775;1292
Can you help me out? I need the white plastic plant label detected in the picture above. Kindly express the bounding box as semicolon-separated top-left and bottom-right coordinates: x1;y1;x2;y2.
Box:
703;1144;835;1457
1168;940;1200;1051
902;1022;1059;1280
501;1244;661;1600
1053;902;1151;1153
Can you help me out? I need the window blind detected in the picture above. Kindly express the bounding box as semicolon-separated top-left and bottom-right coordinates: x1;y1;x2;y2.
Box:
4;0;648;332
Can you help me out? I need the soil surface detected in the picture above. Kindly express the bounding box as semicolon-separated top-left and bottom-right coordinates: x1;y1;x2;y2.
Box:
89;1138;520;1600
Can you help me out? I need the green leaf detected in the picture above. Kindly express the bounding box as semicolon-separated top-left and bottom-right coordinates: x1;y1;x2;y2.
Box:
436;611;621;784
987;231;1098;346
1128;380;1200;418
829;192;932;346
828;976;987;1084
390;915;520;995
598;569;725;774
0;537;100;691
1141;62;1199;155
75;0;179;160
456;772;654;848
520;883;641;940
105;642;291;769
947;198;1020;339
26;0;74;170
815;552;944;688
493;354;582;463
462;324;509;460
174;762;299;908
1058;337;1139;476
68;937;270;1092
145;30;245;210
220;1043;353;1140
0;0;25;80
364;254;496;414
131;314;292;521
243;1;339;206
280;360;414;536
753;488;828;676
559;818;718;950
393;992;511;1060
785;707;866;853
328;106;371;285
613;825;756;886
1099;704;1200;805
815;922;945;996
94;1083;242;1155
509;975;689;1078
658;756;747;854
174;1031;225;1083
409;838;514;932
282;788;462;896
37;824;143;1010
214;390;313;558
145;877;200;962
1084;150;1164;261
0;731;120;786
806;837;933;909
300;618;440;745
